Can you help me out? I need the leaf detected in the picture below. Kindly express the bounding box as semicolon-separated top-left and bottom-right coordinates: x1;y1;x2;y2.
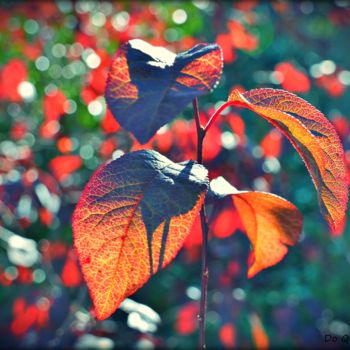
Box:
260;129;282;158
73;150;208;320
219;323;236;348
175;302;199;335
228;88;348;232
210;177;303;277
49;155;82;182
105;39;223;144
249;313;269;350
274;62;310;93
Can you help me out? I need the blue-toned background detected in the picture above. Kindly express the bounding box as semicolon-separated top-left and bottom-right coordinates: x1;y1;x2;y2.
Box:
0;1;350;348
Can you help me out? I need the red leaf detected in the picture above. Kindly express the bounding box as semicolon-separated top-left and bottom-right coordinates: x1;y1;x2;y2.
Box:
331;115;350;139
57;136;73;154
220;323;236;348
13;298;26;317
184;215;202;249
17;266;33;284
203;123;222;162
153;129;173;154
216;33;236;63
11;305;38;336
260;129;282;158
275;62;310;93
228;20;258;51
61;250;82;287
212;206;242;239
228;88;348;232
226;113;246;145
175;302;199;335
43;89;67;121
49;155;82;181
101;108;121;133
316;74;345;97
0;59;27;102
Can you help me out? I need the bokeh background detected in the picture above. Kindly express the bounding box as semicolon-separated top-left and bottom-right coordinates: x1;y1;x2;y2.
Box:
1;1;350;349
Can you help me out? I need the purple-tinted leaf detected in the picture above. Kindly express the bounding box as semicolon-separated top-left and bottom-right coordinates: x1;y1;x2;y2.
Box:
105;39;223;144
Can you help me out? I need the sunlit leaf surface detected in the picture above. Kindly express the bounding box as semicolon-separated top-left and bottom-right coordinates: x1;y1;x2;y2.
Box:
228;88;348;232
73;150;208;319
210;177;303;277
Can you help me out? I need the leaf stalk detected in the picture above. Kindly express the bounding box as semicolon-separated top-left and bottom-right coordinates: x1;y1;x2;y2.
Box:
193;98;209;349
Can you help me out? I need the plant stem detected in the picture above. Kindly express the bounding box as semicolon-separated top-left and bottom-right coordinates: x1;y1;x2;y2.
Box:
192;98;209;349
204;101;232;132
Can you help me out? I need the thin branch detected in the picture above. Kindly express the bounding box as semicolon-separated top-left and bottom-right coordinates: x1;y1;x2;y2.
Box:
193;98;209;349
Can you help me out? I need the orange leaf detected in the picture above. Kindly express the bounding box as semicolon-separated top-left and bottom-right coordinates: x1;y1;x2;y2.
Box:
233;190;302;278
228;88;348;232
249;313;269;350
210;177;302;277
73;150;208;320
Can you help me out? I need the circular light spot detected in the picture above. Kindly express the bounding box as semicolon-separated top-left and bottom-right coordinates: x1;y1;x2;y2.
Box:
35;56;50;71
24;19;39;34
52;43;67;58
186;286;201;300
5;266;18;280
8;169;21;182
80;144;94;160
33;269;46;283
221;131;238;150
18;81;36;102
319;60;336;75
45;120;60;134
253;177;269;191
88;100;103;116
310;63;322;78
26;168;39;183
70;60;86;75
270;71;284;84
232;288;246;301
172;9;187;24
57;0;73;13
49;64;62;79
111;12;130;31
338;70;350;85
91;11;106;27
263;156;281;173
164;28;179;42
7;103;21;117
45;83;58;96
69;42;84;57
100;2;113;15
63;99;77;114
37;297;50;310
62;65;75;79
252;146;263;158
85;52;101;69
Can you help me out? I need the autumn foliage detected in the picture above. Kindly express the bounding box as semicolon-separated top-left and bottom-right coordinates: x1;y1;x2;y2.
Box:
72;39;348;321
1;2;350;349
